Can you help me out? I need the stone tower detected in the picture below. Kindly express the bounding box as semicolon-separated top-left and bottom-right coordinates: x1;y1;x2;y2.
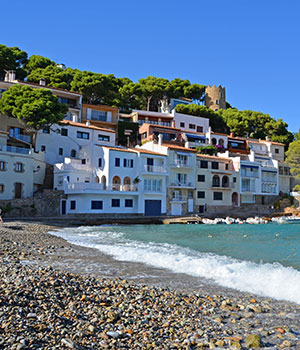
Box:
205;85;226;111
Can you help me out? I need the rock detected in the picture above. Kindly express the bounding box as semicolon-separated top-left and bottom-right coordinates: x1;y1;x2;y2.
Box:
61;338;77;349
245;334;261;348
106;331;120;338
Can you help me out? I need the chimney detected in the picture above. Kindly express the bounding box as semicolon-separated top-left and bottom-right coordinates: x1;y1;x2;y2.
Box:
230;132;234;138
39;79;46;86
86;121;91;126
4;70;16;82
158;134;163;146
265;136;271;141
72;115;78;123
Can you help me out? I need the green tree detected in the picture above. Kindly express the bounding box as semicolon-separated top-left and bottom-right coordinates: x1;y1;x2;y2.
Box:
70;71;119;105
25;55;55;72
175;104;228;133
0;84;68;146
286;139;300;178
169;78;191;99
138;76;171;111
27;65;76;90
183;83;206;103
0;44;28;80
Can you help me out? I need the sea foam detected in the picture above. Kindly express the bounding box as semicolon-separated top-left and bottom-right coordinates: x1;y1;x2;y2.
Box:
51;227;300;304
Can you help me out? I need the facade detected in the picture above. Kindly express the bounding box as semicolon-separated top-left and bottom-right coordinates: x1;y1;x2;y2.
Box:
139;123;183;144
82;104;119;131
196;154;240;214
173;111;210;134
54;145;167;216
0;130;46;200
36;120;116;165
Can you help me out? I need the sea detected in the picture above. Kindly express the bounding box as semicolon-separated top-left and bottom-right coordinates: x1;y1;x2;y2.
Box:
51;223;300;304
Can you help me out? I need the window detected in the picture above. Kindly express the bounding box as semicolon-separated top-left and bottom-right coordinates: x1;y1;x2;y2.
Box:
180;122;185;127
177;173;187;184
70;149;76;157
41;145;46;152
189;124;195;129
59;148;63;156
81;159;86;165
98;134;110;142
98;158;102;167
77;131;89;139
199;205;204;213
124;159;134;168
0;184;4;193
275;148;279;154
15;162;24;173
214;192;223;200
233;177;237;183
43;128;50;133
91;110;107;121
115;158;120;167
0;161;5;171
91;201;103;210
197;191;205;199
125;199;133;208
70;200;76;210
225;164;229;170
216;100;219;105
84;177;90;183
197;126;203;132
200;160;208;169
112;199;120;207
144;179;162;192
198;175;205;182
211;162;219;169
61;128;68;136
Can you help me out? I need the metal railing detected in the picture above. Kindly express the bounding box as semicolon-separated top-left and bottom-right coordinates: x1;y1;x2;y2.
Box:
144;165;167;173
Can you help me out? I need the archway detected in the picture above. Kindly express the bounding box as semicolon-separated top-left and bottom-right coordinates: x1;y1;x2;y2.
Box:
95;176;99;183
101;175;106;189
112;176;121;191
222;175;229;188
212;175;220;187
218;138;224;146
123;176;132;191
212;138;217;145
232;192;238;206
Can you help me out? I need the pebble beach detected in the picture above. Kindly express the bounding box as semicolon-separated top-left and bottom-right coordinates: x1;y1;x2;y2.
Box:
0;222;300;349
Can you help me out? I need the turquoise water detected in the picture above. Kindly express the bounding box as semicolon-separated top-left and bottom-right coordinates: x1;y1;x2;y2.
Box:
52;223;300;304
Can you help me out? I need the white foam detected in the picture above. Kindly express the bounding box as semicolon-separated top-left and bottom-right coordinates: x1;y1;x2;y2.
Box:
52;227;300;304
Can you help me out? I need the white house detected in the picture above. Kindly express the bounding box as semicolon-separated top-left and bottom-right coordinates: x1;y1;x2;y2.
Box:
36;120;116;165
54;144;167;216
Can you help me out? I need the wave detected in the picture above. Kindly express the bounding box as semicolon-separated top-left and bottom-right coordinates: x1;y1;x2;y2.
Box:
51;227;300;304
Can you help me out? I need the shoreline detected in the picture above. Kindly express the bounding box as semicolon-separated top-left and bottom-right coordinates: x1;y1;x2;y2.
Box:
1;221;300;349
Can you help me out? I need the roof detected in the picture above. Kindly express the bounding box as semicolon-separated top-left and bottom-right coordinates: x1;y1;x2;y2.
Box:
101;145;136;153
162;143;196;152
183;130;205;136
131;148;167;156
211;132;228;137
134;110;174;118
196;154;232;161
59;120;116;133
140;124;181;131
83;103;119;112
13;80;82;96
260;140;285;146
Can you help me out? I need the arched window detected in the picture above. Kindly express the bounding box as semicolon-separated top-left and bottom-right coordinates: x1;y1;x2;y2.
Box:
222;175;229;187
218;139;224;146
212;175;220;187
112;176;121;191
212;138;217;145
70;149;77;158
232;192;238;206
101;175;106;190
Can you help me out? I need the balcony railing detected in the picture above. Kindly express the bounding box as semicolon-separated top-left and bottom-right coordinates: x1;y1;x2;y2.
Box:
10;133;31;143
171;160;192;167
241;186;256;193
0;145;31;155
241;171;259;178
170;182;194;187
171;195;186;202
211;183;234;189
144;165;167;173
66;182;137;192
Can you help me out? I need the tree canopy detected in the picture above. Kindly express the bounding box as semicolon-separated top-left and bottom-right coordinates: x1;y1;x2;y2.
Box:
0;44;28;80
0;84;68;131
286;139;300;179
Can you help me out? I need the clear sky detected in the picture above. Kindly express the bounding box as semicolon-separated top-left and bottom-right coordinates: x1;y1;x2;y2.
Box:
2;0;300;132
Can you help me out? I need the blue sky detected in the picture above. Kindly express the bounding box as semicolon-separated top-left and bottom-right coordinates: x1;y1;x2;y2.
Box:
2;0;300;132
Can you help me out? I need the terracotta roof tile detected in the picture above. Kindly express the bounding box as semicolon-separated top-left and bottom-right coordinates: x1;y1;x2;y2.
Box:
60;120;116;133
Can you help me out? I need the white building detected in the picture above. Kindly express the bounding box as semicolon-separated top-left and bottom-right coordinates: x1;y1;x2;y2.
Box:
36;120;116;165
54;145;168;216
0;130;46;200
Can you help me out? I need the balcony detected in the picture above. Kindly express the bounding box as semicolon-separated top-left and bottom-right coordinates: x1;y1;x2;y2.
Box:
169;182;194;188
241;186;256;193
241;171;259;178
211;183;234;189
65;182;138;194
170;160;193;168
10;133;31;143
0;145;31;155
170;195;186;202
143;164;167;174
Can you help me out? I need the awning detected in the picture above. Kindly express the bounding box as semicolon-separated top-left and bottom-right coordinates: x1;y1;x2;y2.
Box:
241;164;259;169
262;169;277;173
186;133;206;140
176;152;191;156
228;139;244;144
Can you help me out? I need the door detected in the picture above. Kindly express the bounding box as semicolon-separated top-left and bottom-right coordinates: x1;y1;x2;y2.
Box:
14;183;22;199
147;158;154;171
61;200;66;215
144;200;161;216
171;203;182;216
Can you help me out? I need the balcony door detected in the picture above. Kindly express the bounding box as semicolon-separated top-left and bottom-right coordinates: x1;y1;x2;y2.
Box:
14;183;23;199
